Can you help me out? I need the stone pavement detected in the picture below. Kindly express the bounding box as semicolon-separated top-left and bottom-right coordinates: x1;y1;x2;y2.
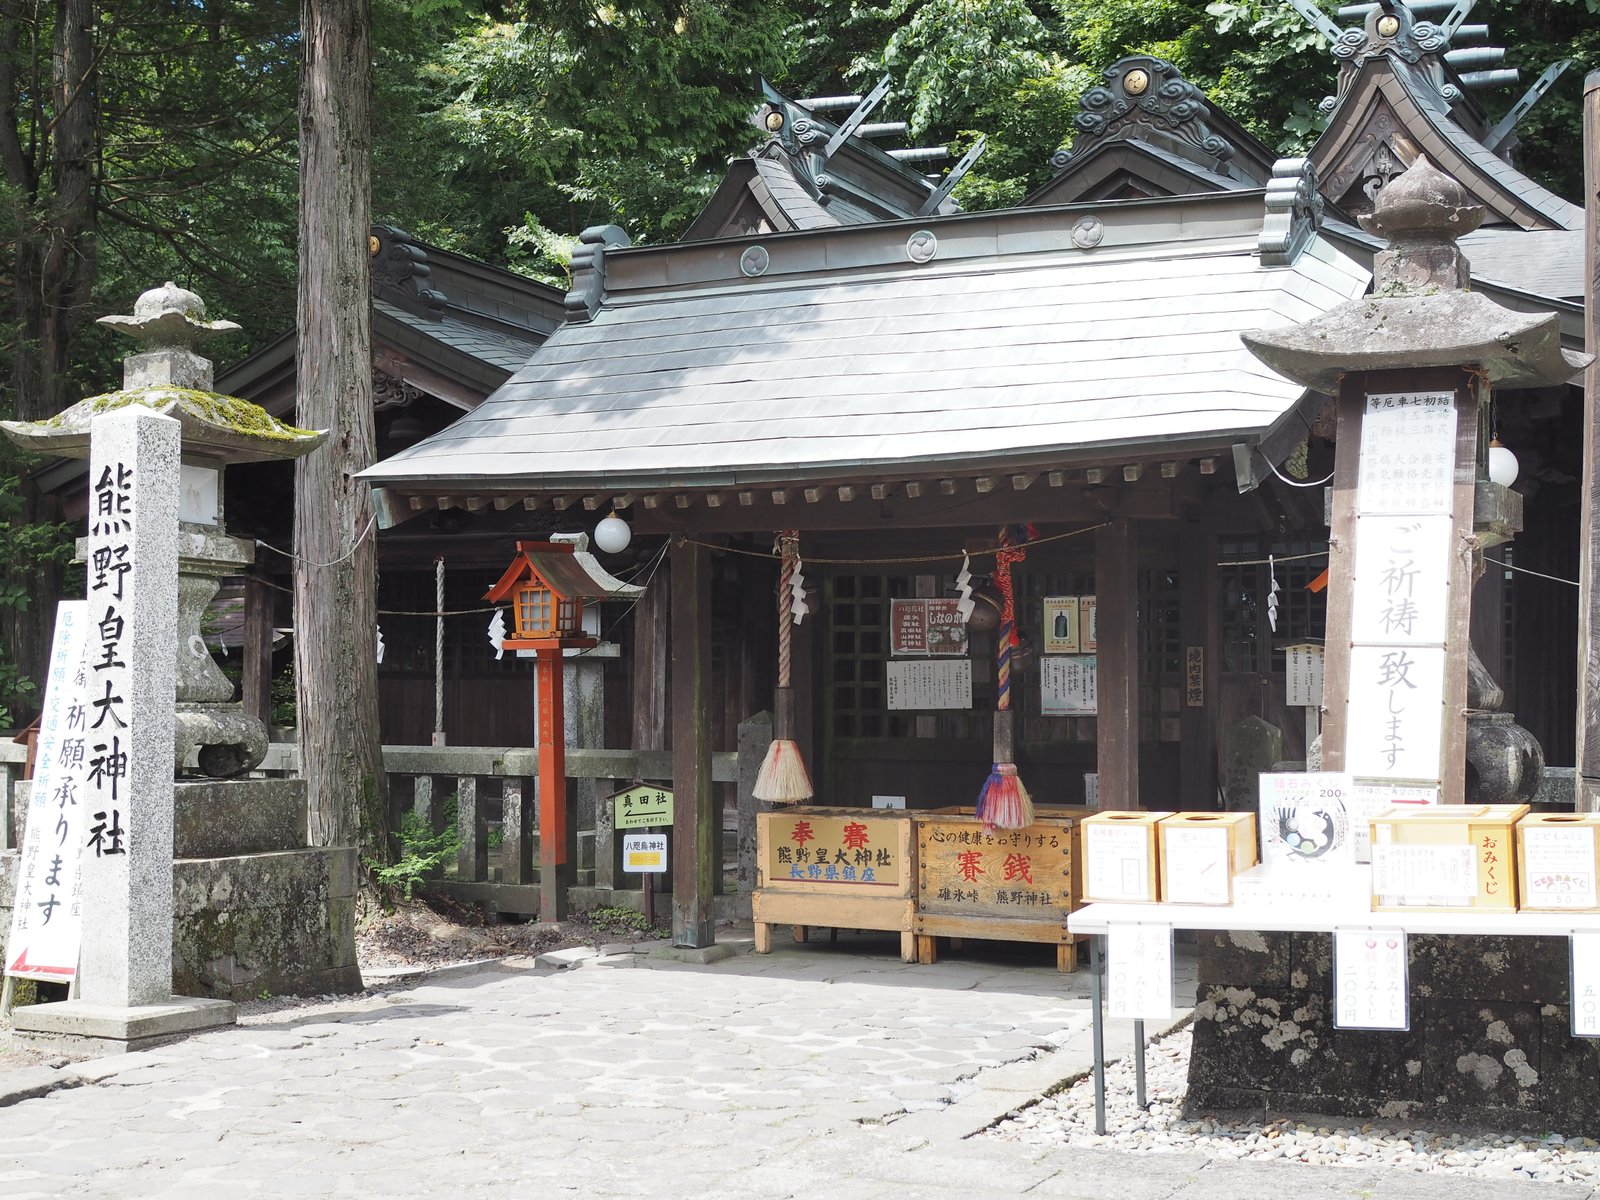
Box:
0;928;1593;1200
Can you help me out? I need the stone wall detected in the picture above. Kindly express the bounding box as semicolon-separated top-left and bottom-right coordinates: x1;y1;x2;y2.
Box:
1188;931;1600;1132
2;778;359;1001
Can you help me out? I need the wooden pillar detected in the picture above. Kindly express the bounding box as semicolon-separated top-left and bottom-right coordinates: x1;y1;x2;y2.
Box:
1577;69;1600;811
1179;525;1219;808
670;537;715;947
242;571;274;728
632;557;669;752
1095;516;1139;809
536;647;569;921
1320;368;1480;803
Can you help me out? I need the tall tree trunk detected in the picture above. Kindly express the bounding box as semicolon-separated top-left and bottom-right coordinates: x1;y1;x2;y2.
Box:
293;0;388;855
0;0;96;717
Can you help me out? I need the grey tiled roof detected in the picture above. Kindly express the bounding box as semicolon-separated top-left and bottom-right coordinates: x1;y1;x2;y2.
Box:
364;226;1369;492
374;300;546;375
1458;227;1586;301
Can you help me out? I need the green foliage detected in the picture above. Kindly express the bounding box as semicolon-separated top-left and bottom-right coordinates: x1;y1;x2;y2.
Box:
269;663;297;728
587;904;670;940
368;800;461;902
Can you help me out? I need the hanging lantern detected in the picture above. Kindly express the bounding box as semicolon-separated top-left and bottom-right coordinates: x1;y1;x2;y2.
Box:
1488;438;1519;488
594;511;633;554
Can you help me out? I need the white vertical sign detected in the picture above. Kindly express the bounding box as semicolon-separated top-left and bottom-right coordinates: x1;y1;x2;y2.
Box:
1345;392;1457;788
1572;932;1600;1038
1334;927;1409;1030
3;602;90;982
1107;923;1173;1020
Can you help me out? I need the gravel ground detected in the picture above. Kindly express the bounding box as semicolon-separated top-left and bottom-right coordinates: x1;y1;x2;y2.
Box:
988;1025;1600;1186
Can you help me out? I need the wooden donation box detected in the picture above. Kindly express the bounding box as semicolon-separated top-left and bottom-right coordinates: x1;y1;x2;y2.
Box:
1081;811;1171;903
1158;813;1258;906
1369;804;1527;912
1517;813;1600;914
912;807;1092;973
752;807;916;962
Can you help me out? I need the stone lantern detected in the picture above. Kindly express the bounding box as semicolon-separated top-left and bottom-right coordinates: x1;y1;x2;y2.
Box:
1;282;327;777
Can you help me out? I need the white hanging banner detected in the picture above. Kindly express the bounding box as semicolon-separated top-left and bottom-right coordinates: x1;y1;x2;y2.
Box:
1107;923;1174;1021
4;601;91;983
1571;932;1600;1038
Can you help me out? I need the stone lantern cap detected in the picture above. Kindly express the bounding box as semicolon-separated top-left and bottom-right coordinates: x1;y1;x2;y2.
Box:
1;281;328;465
1;389;328;464
1241;157;1591;394
97;281;242;348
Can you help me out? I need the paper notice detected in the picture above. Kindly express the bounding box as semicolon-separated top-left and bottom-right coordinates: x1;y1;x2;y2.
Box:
1162;827;1231;905
1371;842;1475;907
1334;927;1409;1030
1085;822;1149;901
1108;923;1174;1021
1524;825;1599;909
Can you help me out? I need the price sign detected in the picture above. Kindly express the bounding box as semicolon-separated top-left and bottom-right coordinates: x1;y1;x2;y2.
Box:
1334;927;1409;1030
1107;924;1174;1020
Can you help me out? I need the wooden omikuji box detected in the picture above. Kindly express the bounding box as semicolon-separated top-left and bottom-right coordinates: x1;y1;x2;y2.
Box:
1369;804;1528;912
752;807;916;962
1157;812;1258;906
912;807;1093;973
1081;811;1171;904
1517;813;1600;913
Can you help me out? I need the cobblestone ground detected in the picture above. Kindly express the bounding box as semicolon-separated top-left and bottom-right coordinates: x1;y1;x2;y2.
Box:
2;937;1593;1200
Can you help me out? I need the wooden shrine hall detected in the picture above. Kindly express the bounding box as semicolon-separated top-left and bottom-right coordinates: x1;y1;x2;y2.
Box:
359;5;1589;937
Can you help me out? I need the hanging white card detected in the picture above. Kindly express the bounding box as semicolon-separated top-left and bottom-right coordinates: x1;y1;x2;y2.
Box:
1334;927;1409;1030
1107;923;1174;1021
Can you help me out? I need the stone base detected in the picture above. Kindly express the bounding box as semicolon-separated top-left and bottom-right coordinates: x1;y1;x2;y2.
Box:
1187;931;1600;1133
651;943;737;965
11;996;236;1056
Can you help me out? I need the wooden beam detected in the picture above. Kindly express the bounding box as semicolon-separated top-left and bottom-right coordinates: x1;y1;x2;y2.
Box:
242;571;274;729
804;487;823;504
582;495;604;511
1095;517;1139;809
551;496;576;511
492;494;526;511
1047;471;1065;488
1085;468;1105;485
738;491;755;507
1580;69;1600;810
706;493;724;508
671;538;715;948
1160;461;1179;479
643;494;662;510
675;494;692;509
904;481;924;499
408;495;427;511
939;479;957;496
612;493;634;510
870;483;890;501
1122;464;1143;483
1011;473;1035;491
465;497;486;512
436;496;459;511
522;496;541;511
976;476;996;494
837;485;856;502
1179;526;1219;809
772;489;790;505
1199;458;1217;475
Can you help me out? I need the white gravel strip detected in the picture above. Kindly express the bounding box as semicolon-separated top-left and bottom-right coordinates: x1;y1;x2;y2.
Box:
986;1026;1600;1186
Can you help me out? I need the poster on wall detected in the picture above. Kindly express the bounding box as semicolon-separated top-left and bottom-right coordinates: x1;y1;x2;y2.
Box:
1040;656;1097;715
890;598;969;657
1258;772;1356;867
1042;596;1081;654
886;659;972;710
1079;596;1098;652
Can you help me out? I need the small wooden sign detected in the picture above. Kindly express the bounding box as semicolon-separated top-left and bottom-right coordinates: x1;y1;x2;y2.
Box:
1285;643;1324;709
890;598;967;656
917;819;1073;916
1185;646;1204;707
612;784;674;830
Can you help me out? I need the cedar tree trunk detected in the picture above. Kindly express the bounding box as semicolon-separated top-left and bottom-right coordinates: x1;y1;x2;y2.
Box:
293;0;388;855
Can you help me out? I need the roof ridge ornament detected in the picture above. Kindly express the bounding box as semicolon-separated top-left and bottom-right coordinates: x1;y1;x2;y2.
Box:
370;225;449;319
1258;158;1325;267
564;225;632;324
1050;56;1235;174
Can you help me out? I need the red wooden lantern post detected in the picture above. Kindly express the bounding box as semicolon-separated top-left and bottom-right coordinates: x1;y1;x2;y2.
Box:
485;541;604;921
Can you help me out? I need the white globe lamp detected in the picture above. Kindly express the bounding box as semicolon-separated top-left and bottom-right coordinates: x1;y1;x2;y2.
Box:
593;512;633;554
1487;439;1519;488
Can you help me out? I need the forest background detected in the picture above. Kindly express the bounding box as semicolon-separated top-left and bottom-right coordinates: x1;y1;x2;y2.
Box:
0;0;1596;721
